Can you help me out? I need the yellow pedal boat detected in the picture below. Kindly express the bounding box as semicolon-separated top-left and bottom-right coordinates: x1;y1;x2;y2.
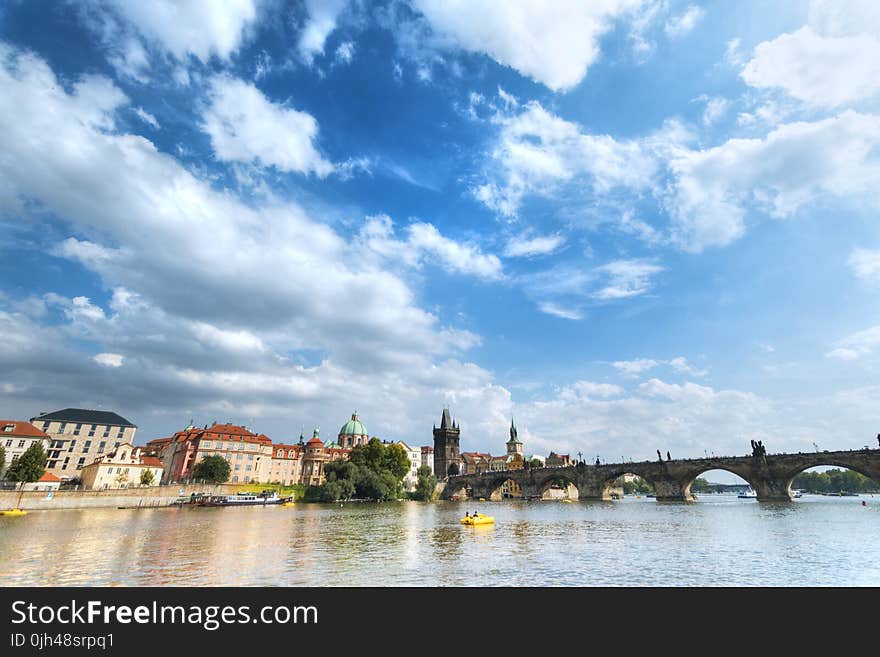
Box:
460;513;494;526
0;509;28;517
281;502;295;507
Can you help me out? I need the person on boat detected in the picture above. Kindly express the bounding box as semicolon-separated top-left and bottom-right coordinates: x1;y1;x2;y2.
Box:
464;511;470;518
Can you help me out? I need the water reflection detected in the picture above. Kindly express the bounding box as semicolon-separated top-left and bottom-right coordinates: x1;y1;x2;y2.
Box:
1;496;878;586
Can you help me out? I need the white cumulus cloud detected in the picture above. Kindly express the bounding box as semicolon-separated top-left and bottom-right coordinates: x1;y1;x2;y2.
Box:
202;75;334;177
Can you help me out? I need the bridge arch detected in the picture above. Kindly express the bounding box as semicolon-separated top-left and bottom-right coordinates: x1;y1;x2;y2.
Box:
784;459;880;495
445;481;470;501
682;463;759;499
596;467;655;500
534;471;579;500
483;475;525;501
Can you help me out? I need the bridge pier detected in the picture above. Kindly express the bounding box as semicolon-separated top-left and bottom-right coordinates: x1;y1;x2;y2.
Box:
651;475;695;502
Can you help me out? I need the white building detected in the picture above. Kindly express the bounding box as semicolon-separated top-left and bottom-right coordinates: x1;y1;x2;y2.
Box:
1;420;51;479
79;442;164;490
397;441;422;492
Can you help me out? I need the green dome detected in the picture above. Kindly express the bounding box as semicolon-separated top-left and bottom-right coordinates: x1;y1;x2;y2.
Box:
339;413;368;437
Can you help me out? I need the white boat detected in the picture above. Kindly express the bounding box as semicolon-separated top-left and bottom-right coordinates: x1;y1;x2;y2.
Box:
738;487;757;499
195;491;287;507
792;489;803;498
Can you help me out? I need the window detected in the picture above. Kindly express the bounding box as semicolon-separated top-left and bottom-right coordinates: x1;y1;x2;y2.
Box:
11;455;19;464
232;476;238;483
76;458;85;470
237;443;244;450
116;427;124;437
47;460;57;468
2;424;12;432
248;453;254;460
114;442;120;449
88;427;95;437
245;465;252;471
18;440;26;448
5;439;12;447
236;453;243;460
59;422;67;432
42;421;50;431
62;457;70;470
68;440;76;452
51;440;63;449
103;427;111;437
73;423;82;436
234;465;240;471
98;442;106;453
83;441;92;453
202;441;212;449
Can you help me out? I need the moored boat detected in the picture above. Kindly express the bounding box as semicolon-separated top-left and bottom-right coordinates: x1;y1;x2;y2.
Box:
738;488;757;499
194;491;289;507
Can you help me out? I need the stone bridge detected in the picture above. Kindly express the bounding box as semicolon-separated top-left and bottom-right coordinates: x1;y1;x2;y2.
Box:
442;448;880;502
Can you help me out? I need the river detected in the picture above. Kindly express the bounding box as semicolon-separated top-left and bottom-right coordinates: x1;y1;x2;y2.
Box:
2;494;878;586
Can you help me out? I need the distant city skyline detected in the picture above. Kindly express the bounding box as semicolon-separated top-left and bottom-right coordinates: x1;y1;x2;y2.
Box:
2;2;880;484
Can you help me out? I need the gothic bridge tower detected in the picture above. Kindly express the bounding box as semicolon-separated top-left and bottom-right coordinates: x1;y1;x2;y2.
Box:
433;408;461;479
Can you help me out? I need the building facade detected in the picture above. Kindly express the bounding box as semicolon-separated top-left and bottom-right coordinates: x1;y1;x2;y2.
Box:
30;409;137;481
397;441;422;491
546;452;573;468
420;446;434;474
0;420;51;479
80;443;164;490
433;408;461;479
147;422;273;484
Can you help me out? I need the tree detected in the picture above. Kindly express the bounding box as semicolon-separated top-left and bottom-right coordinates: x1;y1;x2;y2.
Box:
5;442;47;484
0;444;5;477
413;465;437;501
5;442;47;510
115;470;130;488
140;469;155;486
383;443;410;481
191;455;231;484
690;477;711;493
529;458;543;468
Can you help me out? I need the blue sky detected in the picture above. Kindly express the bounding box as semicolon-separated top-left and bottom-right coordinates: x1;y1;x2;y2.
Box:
2;1;880;474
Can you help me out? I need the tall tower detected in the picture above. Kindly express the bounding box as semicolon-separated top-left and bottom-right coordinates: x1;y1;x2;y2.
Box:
433;408;461;479
506;418;523;459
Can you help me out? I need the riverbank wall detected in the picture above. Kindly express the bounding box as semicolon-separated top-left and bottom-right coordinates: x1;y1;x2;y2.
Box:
0;484;241;511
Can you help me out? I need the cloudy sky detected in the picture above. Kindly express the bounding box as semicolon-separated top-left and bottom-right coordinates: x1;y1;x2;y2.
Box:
2;1;880;473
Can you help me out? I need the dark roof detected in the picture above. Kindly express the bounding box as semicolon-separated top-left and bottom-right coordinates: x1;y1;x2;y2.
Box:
30;408;137;428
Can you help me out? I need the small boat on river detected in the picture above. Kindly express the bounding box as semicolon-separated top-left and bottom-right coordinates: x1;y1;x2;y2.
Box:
461;512;494;525
738;488;757;499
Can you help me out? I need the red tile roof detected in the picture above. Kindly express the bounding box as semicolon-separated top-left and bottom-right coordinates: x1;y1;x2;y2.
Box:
38;472;61;482
1;420;50;438
140;456;163;468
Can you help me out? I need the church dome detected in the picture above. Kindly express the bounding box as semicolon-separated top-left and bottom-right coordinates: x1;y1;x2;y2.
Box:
339;413;367;438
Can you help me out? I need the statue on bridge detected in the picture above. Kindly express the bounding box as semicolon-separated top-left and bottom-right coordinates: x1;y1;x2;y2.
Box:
657;449;662;462
751;439;767;464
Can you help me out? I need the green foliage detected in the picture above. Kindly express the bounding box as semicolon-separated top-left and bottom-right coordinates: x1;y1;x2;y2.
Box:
140;469;155;486
621;476;654;494
383;443;411;481
792;468;879;493
413;465;437;501
234;482;307;499
314;440;413;502
690;477;711;493
529;458;543;468
5;442;47;483
318;479;356;502
191;455;231;484
0;444;5;475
